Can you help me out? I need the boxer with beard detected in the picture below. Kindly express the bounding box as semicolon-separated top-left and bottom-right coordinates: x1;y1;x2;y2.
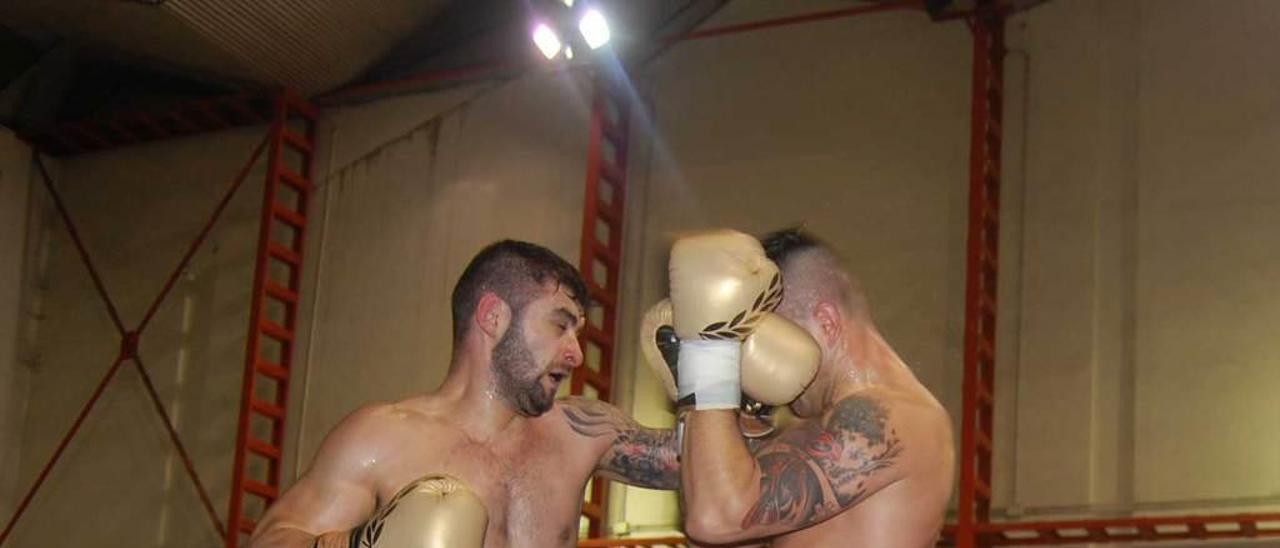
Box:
251;240;679;548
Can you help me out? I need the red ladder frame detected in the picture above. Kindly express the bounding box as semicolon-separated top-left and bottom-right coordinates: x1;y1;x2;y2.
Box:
977;513;1280;545
225;90;319;547
573;76;632;539
953;5;1005;547
947;4;1280;546
0;92;292;547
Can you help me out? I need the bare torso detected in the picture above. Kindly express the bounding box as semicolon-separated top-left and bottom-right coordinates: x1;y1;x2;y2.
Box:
253;387;676;548
253;274;684;548
362;397;606;548
766;385;953;548
769;471;949;548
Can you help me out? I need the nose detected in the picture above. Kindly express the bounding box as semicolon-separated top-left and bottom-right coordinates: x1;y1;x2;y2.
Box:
565;338;584;370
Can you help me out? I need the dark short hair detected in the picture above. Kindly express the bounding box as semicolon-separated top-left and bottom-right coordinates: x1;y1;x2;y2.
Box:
761;226;870;318
760;227;822;268
450;240;589;343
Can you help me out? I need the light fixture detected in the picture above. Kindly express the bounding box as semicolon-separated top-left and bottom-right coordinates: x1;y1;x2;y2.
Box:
531;3;612;61
578;8;610;50
532;23;562;59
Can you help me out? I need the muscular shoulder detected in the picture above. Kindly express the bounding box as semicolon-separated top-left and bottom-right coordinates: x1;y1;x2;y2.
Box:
558;395;624;416
821;389;949;469
556;397;681;490
555;396;628;440
554;396;663;456
320;402;430;460
335;401;422;432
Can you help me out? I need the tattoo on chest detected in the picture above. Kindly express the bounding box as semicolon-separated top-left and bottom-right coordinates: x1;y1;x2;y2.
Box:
743;395;903;529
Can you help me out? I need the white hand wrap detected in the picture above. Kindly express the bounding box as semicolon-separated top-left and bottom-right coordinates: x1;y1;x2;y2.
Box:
676;339;741;410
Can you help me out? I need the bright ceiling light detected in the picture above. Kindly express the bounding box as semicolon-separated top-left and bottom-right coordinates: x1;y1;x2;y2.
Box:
562;0;574;6
532;23;562;59
578;9;610;50
564;45;574;60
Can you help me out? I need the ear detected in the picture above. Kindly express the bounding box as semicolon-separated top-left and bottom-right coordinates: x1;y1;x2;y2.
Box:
474;292;512;340
811;301;843;347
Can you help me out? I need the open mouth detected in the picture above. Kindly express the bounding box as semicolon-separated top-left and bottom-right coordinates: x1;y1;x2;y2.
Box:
548;371;568;385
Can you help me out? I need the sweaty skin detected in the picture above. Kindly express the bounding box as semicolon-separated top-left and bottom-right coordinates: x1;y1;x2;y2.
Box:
251;285;679;548
682;255;954;547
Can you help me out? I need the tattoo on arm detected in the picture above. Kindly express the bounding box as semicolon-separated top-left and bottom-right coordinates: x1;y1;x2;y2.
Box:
743;395;903;529
561;398;681;490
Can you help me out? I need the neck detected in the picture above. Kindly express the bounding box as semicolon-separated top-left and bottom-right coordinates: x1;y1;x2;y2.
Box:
827;322;911;398
436;350;522;443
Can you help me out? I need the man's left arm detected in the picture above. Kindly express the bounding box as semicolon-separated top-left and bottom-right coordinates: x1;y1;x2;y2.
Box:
560;396;681;490
682;393;909;545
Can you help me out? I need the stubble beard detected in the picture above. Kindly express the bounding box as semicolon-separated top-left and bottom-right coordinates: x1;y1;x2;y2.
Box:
492;315;556;417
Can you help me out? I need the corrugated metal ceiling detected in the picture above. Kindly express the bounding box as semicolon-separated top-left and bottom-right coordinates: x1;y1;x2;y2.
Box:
0;0;450;94
165;0;447;93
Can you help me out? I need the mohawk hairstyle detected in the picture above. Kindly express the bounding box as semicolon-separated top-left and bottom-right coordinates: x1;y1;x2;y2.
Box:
759;226;871;320
760;226;822;268
450;240;590;344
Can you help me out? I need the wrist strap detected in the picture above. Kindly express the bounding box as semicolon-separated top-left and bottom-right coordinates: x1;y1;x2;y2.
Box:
677;339;741;410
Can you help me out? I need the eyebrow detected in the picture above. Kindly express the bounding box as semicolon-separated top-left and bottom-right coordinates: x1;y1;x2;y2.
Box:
552;306;584;328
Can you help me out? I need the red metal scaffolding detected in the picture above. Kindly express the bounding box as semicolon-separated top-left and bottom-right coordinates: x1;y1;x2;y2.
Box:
579;538;687;548
4;63;628;547
0;89;315;547
9;5;1280;546
18;92;276;157
573;74;633;539
225;91;319;547
947;3;1280;547
565;2;1280;546
952;5;1005;547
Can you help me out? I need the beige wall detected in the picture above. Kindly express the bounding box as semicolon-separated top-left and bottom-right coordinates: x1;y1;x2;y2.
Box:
1001;0;1280;518
0;131;36;524
5;69;593;545
293;70;592;464
11;125;268;546
617;0;972;533
7;0;1280;544
615;0;1280;534
1131;0;1280;509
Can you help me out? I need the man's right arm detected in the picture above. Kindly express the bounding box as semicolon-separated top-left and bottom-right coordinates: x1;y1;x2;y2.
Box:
249;407;385;547
682;393;911;545
560;396;681;490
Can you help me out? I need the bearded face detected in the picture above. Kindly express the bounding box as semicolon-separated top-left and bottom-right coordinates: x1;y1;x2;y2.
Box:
491;312;557;416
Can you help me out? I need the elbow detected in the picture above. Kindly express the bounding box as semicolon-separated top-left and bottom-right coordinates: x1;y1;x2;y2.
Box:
683;501;747;545
684;517;725;545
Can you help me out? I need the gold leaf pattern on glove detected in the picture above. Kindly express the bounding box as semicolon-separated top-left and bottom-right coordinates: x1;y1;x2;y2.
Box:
356;476;428;546
699;273;785;340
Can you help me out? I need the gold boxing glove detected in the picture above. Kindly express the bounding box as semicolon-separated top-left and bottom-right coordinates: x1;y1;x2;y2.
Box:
667;230;784;410
349;475;487;548
640;299;819;413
